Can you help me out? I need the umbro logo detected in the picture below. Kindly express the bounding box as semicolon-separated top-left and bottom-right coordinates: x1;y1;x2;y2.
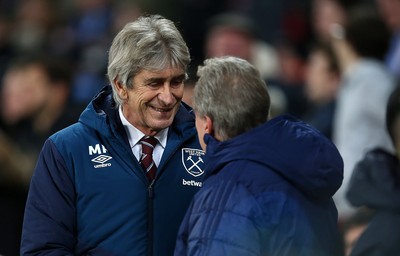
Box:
91;155;112;164
89;144;112;169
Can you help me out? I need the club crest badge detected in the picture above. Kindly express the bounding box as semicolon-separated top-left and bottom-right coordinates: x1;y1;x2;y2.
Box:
182;148;205;177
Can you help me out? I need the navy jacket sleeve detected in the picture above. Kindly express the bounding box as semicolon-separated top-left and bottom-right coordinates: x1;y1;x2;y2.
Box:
21;139;77;255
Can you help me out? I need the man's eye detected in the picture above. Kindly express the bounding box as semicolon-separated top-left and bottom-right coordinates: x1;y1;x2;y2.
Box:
171;79;184;87
148;81;162;87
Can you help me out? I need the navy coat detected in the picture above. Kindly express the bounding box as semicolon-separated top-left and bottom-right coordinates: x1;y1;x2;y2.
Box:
175;115;343;256
21;86;204;255
347;148;400;256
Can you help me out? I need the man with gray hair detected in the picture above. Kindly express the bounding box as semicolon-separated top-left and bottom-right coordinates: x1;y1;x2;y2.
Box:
175;56;344;255
21;15;205;255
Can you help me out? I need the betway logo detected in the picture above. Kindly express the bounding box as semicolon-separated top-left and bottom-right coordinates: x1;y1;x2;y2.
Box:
182;179;202;187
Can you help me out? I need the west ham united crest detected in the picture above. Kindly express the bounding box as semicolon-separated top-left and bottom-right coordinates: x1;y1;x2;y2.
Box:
182;148;205;177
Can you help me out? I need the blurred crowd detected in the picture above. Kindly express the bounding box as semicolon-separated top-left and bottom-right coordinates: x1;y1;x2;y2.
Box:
1;0;400;255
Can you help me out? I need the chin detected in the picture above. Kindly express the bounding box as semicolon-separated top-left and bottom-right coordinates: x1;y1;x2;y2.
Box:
151;119;174;131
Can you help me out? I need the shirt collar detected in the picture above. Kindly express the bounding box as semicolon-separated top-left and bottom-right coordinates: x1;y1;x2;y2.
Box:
119;106;168;149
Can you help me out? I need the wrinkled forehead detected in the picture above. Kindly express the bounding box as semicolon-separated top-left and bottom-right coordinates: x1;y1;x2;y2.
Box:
140;52;187;72
134;66;186;82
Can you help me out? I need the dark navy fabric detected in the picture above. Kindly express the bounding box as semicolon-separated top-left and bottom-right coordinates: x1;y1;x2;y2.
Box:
21;85;204;256
175;115;344;256
346;148;400;256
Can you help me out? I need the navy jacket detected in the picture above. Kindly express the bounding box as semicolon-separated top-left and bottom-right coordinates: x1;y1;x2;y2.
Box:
346;148;400;256
21;86;205;255
175;115;343;256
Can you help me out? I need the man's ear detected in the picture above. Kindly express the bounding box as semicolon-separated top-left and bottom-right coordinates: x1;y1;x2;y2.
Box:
205;116;214;137
114;77;127;100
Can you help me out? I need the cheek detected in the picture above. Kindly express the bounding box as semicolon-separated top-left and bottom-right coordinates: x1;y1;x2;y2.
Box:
172;86;185;100
195;118;204;138
128;89;151;106
195;118;202;135
195;116;207;147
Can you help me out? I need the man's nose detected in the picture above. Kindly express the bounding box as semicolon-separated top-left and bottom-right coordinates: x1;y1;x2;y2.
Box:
158;84;175;105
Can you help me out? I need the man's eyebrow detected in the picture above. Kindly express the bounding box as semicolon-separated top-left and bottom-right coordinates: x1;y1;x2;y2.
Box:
144;73;186;83
173;74;187;80
144;77;164;84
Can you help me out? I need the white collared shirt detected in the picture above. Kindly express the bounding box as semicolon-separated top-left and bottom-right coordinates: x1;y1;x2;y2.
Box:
119;107;168;167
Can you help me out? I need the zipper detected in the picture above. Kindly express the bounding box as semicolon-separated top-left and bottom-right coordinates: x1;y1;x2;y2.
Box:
144;134;194;255
147;179;155;256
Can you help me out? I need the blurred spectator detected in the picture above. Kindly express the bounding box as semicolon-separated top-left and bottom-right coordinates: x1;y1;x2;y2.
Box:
10;0;58;53
0;53;81;185
204;12;279;81
376;0;400;80
111;1;142;35
345;86;400;256
67;0;113;104
331;5;396;221
265;0;315;119
311;0;365;42
280;0;311;47
204;12;285;116
0;53;81;255
303;40;341;140
0;55;81;192
341;207;375;256
268;38;310;118
312;0;347;42
70;0;112;46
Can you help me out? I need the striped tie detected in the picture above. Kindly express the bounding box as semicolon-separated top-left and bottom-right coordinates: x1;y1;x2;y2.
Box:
140;136;158;181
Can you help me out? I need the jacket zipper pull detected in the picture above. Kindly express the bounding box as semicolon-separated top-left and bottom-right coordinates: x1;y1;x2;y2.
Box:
148;179;155;199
